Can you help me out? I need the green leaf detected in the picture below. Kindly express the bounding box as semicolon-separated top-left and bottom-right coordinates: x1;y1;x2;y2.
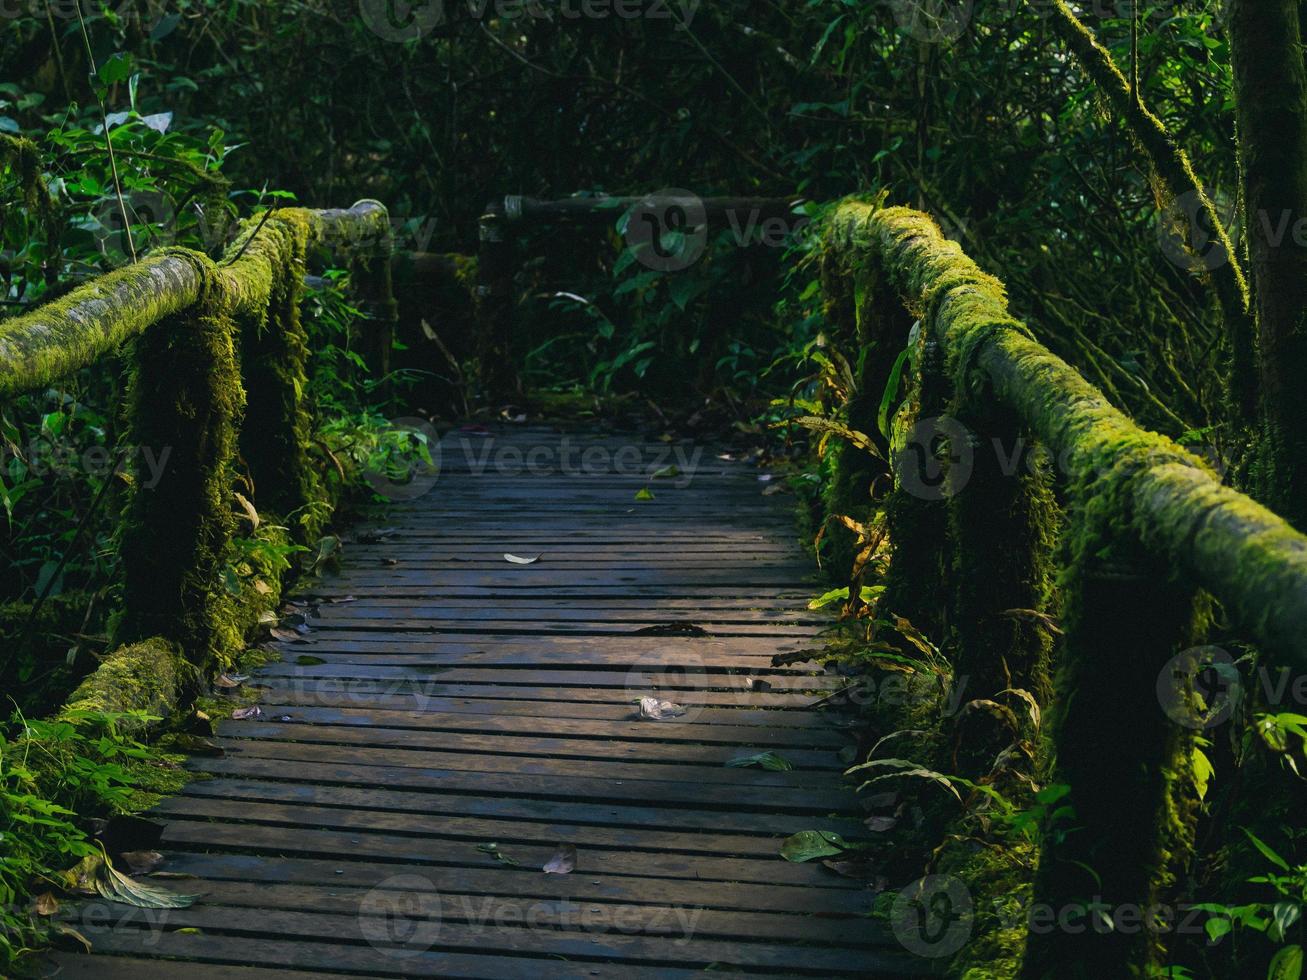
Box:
1272;903;1302;943
634;487;655;501
1192;746;1215;800
780;830;851;863
1270;945;1304;980
726;752;794;772
877;346;911;439
99;53;135;86
808;587;849;609
1245;829;1292;872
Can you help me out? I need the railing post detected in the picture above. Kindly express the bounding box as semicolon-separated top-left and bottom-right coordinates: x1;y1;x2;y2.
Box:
236;221;321;541
476;200;517;401
1022;525;1201;977
882;325;953;636
948;391;1057;753
113;257;244;669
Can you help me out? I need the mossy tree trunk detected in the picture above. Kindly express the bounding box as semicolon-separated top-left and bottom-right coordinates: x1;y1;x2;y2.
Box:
1229;0;1307;530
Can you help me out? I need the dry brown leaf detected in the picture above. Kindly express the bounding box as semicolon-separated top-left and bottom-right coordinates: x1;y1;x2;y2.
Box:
33;892;59;916
269;627;310;644
231;706;262;721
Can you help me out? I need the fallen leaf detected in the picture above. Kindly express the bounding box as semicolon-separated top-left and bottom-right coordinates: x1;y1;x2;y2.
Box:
49;921;91;952
726;752;794;772
650;465;680;479
748;678;773;693
327;595;358;604
33;892;59;916
382;557;399;566
274;714;294;722
95;853;198;909
295;654;326;666
634;487;655;501
780;830;854;863
504;553;541;564
475;842;521;867
253;579;272;595
231;706;262;721
543;843;577;875
638;697;687;721
269;627;310;644
120;851;165;874
762;483;787;496
864;815;897;832
212;673;242;688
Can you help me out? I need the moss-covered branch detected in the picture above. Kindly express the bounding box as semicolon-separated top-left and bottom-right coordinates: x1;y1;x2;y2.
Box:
825;200;1307;669
1047;0;1255;424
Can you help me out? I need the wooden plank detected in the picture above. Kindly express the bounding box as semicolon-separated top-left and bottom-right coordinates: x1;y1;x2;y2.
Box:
209;735;839;789
156;820;857;889
231;698;847;734
159;851;877;915
174;779;865;836
182;754;854;812
215;720;845;768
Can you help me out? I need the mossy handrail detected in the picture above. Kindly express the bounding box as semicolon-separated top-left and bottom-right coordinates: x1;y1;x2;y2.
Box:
820;199;1307;975
1;199;396;724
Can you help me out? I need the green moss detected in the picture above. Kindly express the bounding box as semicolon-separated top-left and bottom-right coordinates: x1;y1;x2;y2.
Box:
58;637;198;731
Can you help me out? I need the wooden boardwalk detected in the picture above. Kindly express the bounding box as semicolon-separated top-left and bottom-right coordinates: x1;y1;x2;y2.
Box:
49;426;928;977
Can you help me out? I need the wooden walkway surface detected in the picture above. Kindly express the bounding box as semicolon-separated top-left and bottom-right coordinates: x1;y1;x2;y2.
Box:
48;426;928;978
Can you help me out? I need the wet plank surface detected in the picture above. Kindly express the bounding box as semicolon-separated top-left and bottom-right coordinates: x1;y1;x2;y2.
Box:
48;426;932;977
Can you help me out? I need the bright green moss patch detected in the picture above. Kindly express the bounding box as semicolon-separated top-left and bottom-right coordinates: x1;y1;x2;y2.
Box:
57;637;197;732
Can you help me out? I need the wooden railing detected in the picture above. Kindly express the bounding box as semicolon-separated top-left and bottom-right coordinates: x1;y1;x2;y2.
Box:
820;200;1307;975
0;200;395;721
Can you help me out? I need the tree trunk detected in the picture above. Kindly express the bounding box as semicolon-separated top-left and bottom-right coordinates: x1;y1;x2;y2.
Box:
1230;0;1307;528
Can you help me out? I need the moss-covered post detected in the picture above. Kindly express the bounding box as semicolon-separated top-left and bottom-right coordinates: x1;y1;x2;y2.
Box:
1022;524;1201;978
114;255;245;669
234;221;318;539
353;214;399;385
476;201;517;401
948;389;1057;717
881;319;952;637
